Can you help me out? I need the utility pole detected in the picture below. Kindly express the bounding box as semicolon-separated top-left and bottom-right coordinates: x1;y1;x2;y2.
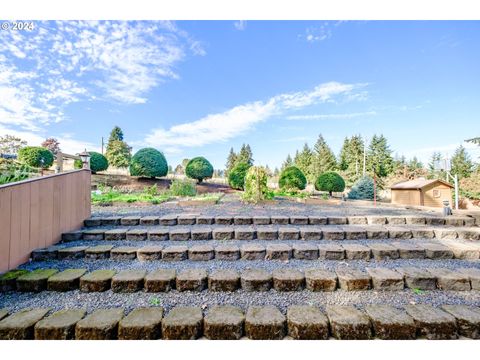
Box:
363;137;367;176
101;137;104;155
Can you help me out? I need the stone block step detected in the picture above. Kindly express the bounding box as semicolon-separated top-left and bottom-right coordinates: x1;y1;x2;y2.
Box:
83;215;476;228
3;266;479;294
2;304;479;339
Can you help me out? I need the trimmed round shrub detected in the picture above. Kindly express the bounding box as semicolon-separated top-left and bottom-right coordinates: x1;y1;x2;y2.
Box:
18;146;54;169
243;166;269;203
185;156;214;183
348;176;375;200
228;162;251;190
74;151;108;174
129;148;168;178
279;166;307;191
315;171;345;196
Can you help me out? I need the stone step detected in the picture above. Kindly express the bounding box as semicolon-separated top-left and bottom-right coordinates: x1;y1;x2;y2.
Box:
2;266;479;293
83;215;476;228
1;304;479;339
63;225;480;242
30;240;479;263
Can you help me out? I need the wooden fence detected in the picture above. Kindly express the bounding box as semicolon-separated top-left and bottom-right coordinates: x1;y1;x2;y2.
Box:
0;170;91;272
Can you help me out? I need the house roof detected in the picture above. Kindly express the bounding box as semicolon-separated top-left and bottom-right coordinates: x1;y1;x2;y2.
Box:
390;178;454;190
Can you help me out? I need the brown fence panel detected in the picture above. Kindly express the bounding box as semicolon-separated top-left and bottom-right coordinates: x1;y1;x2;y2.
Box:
0;170;91;272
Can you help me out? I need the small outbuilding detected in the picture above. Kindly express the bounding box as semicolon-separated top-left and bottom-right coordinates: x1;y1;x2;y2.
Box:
390;178;453;208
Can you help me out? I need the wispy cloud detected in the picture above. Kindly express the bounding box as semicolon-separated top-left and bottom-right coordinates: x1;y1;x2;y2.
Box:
287;111;377;121
142;81;368;153
301;21;344;43
234;21;247;31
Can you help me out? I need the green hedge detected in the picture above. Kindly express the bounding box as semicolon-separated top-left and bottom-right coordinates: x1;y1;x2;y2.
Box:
18;146;54;168
74;151;108;174
185;157;214;183
279;166;307;191
228;162;251;190
129;148;168;178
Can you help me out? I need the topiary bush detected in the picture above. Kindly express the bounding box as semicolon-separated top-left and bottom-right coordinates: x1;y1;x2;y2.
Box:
228;162;251;190
279;166;307;191
242;166;270;203
348;176;375;200
169;178;197;197
129;148;168;178
18;146;54;169
74;151;108;174
315;171;345;196
185;156;214;183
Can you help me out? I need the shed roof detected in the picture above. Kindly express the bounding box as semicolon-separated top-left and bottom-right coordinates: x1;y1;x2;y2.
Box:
390;178;454;190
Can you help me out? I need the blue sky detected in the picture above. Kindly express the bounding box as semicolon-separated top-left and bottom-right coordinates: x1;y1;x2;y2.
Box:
1;20;479;169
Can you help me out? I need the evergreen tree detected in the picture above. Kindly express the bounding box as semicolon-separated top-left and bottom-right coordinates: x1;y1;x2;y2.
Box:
225;148;238;176
366;134;394;179
273;167;280;177
294;143;314;181
237;144;254;166
339;137;350;171
427;152;445;179
451;145;474;179
281;154;293;171
105;126;131;168
310;135;337;181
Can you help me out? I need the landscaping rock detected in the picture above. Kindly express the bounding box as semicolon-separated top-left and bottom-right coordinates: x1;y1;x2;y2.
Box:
241;269;272;291
366;226;389;239
270;216;289;225
140;216;159;225
144;269;176;292
120;216;140;226
169;229;191;241
300;227;323;240
405;305;457;340
118;307;163;340
266;244;292;260
111;270;146;293
441;305;480;339
364;305;415;340
31;246;60;261
326;306;371;340
101;217;121;226
126;229;148;241
188;245;215;261
366;268;404;291
162;307;203;340
204;306;245;340
1;270;29;292
343;226;367;240
327;216;347;225
104;229;126;241
322;226;345;240
425;217;445;226
272;269;304;291
47;269;87;292
85;245;113;259
234;216;252;225
393;242;426;259
458;268;480;290
80;270;115;292
215;216;233;225
366;216;386;225
336;268;371;291
388;226;412;239
178;215;196;225
176;269;208;292
0;308;50;340
17;269;59;292
434;228;458;240
290;215;309;225
397;267;437;290
457;228;480;241
369;243;399;260
234;227;256;240
137;246;163;261
245;306;286;340
62;231;83;242
110;246;138;260
256;227;278;240
305;269;337;292
445;217;465;226
287;305;329;340
148;228;169;241
405;216;426;225
423;242;454;259
197;216;215;225
75;308;124;340
347;216;367;225
318;243;344;260
84;218;101;227
427;268;471;291
208;269;240;291
386;216;406;225
212;227;234;240
57;246;88;260
446;242;480;259
253;216;270;225
278;227;300;240
191;228;212;240
215;244;240;260
159;215;177;226
292;243;319;260
410;227;435;239
343;244;371;260
162;245;188;261
308;216;327;225
240;244;266;260
34;309;86;340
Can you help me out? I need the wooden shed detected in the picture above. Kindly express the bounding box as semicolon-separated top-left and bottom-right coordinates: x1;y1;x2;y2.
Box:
390;179;453;207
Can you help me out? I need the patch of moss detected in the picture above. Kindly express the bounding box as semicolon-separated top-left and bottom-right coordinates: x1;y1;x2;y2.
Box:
17;269;58;280
0;269;29;281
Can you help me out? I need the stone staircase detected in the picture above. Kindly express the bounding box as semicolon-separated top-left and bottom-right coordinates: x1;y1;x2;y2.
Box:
1;213;480;340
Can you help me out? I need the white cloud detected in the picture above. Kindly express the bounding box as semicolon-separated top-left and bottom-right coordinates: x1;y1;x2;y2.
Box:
402;141;480;165
301;21;343;43
142;81;367;151
234;21;247;31
287;111;377;121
